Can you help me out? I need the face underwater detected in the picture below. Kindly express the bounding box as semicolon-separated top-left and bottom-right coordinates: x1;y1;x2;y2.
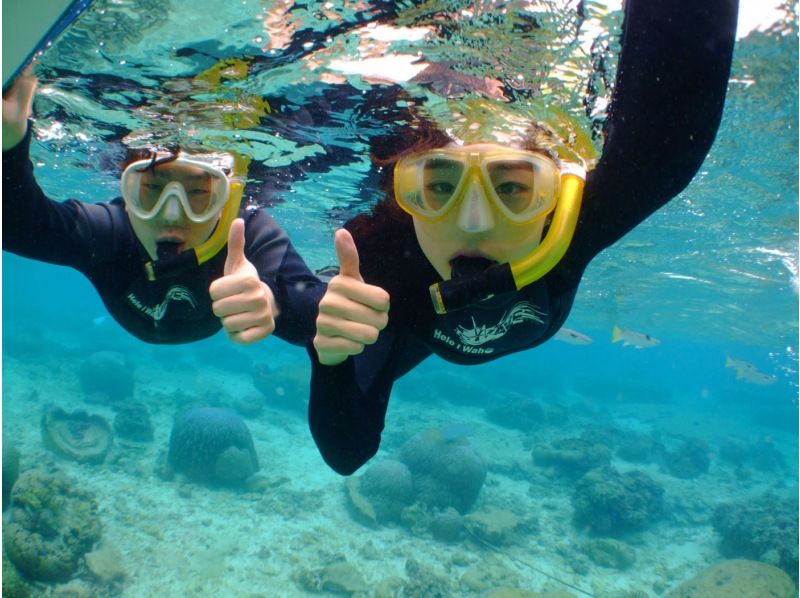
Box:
122;157;232;260
408;142;554;280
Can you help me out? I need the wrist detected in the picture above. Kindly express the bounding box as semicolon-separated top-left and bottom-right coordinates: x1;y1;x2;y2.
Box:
2;122;27;152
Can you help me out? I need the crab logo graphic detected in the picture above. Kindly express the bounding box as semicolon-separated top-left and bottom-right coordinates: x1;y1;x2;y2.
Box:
455;301;545;347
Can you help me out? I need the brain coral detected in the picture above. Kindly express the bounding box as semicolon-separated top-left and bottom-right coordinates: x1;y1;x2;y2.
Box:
168;407;259;484
357;459;415;523
399;428;487;514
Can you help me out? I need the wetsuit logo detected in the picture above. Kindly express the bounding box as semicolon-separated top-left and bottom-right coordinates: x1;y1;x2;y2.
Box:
127;286;198;322
455;301;545;347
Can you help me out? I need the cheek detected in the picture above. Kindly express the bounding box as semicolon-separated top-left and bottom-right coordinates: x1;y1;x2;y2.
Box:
504;223;545;261
412;219;452;275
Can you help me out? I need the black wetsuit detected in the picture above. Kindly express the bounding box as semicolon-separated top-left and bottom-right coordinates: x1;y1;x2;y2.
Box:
309;0;739;475
3;130;323;345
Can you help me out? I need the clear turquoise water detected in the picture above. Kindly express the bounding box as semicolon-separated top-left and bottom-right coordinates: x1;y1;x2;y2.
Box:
2;1;798;596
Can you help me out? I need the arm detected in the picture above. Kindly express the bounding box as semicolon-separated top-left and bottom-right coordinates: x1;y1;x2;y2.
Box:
308;228;395;474
576;0;738;256
3;76;121;270
307;334;395;476
308;322;431;475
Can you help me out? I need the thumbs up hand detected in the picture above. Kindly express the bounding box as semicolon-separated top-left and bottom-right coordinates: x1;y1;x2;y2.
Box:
210;218;277;344
314;229;390;366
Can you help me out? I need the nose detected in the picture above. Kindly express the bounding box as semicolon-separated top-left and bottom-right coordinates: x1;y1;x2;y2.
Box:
456;179;495;233
160;194;185;223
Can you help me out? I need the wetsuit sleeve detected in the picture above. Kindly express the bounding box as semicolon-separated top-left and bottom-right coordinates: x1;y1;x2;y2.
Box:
307;327;430;475
242;209;325;345
573;0;738;261
2;127;126;271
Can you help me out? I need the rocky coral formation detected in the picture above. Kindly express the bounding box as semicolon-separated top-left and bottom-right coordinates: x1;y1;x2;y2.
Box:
571;466;664;535
718;436;787;474
485;393;545;430
581;538;636;569
167;407;259;485
295;559;368;594
429;507;465;542
666;438;710;478
78;350;134;403
712;493;798;582
398;428;487;514
3;443;21;510
113;402;154;442
665;559;796;597
2;552;31;598
464;506;535;546
532;437;611;476
41;406;113;464
3;470;102;582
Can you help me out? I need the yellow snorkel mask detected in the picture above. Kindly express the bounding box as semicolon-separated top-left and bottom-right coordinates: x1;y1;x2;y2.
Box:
138;151;250;281
413;98;597;314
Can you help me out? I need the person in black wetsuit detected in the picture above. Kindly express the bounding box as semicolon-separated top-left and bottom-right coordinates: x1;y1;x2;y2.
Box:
309;0;740;475
3;74;323;346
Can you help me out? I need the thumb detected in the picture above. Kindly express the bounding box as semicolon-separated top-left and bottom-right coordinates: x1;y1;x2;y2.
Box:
224;218;246;275
334;228;362;281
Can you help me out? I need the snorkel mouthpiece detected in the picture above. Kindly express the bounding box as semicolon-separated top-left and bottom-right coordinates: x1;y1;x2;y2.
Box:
155;240;182;260
430;262;516;314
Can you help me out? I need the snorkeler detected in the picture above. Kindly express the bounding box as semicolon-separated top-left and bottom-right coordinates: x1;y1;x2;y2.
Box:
2;74;323;345
309;0;740;474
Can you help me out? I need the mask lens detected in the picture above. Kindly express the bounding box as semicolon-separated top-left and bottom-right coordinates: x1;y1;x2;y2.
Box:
122;159;229;221
135;172;168;212
486;157;557;220
487;160;536;214
420;158;464;212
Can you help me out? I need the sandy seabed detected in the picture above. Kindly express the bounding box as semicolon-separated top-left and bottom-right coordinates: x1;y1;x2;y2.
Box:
2;334;796;598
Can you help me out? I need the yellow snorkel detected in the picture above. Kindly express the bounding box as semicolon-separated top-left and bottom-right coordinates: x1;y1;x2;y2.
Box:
144;153;249;281
509;164;585;288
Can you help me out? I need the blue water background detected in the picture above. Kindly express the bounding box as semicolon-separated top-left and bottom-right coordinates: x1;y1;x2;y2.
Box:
1;1;798;594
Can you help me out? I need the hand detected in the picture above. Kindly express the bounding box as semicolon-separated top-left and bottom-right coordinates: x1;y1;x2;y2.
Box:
210;218;277;344
313;229;390;366
3;70;37;151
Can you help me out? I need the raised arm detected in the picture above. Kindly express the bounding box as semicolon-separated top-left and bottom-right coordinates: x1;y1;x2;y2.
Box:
3;75;124;269
575;0;738;258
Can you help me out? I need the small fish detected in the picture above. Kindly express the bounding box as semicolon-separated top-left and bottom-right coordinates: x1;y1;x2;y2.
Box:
611;325;660;349
725;357;776;385
92;315;108;326
724;356;757;372
554;327;593;345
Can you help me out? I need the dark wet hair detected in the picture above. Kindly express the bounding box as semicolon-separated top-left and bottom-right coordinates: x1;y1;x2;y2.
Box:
120;145;181;174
